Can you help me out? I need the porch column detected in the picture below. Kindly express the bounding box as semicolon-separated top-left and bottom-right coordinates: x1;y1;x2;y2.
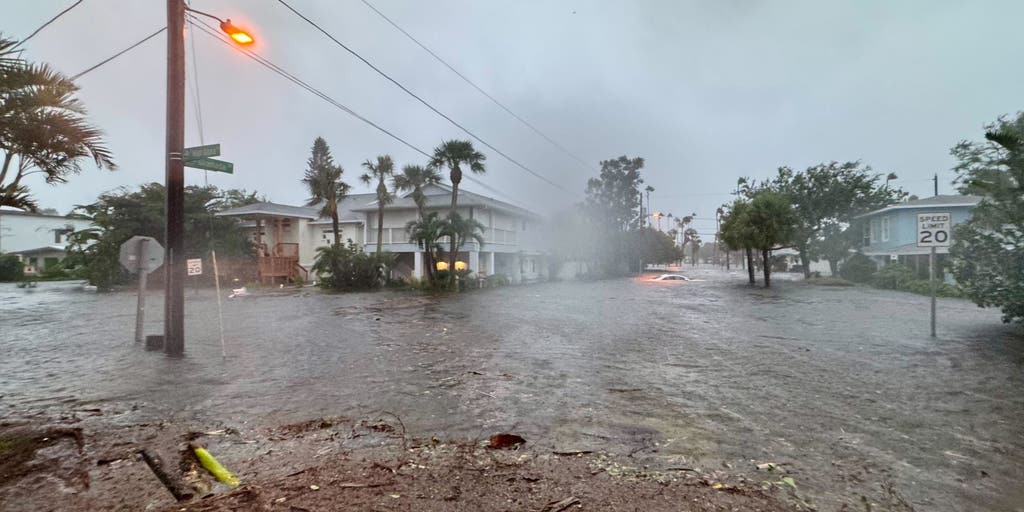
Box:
413;251;424;279
469;250;480;275
487;251;495;276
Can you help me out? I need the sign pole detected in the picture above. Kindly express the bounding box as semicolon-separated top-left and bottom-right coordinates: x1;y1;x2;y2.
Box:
135;239;148;343
930;246;937;338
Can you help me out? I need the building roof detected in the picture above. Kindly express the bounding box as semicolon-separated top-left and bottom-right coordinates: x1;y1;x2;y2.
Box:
353;183;539;219
856;195;982;218
0;209;85;221
215;194;377;223
11;245;66;256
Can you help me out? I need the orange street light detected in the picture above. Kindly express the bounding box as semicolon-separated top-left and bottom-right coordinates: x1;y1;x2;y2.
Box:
220;19;255;45
185;7;255;45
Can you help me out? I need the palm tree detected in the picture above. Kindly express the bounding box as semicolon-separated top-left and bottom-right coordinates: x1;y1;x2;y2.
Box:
405;211;447;282
0;35;115;211
360;155;395;254
429;140;485;272
302;137;348;246
444;212;487;268
392;164;442;220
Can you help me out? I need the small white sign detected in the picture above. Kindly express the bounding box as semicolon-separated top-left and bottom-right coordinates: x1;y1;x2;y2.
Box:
187;258;203;276
917;212;952;248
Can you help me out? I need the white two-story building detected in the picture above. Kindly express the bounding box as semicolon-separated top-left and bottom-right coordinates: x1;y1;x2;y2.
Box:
216;184;547;284
0;209;93;275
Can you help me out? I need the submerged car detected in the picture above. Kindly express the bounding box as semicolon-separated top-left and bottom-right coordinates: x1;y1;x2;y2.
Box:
651;274;691;281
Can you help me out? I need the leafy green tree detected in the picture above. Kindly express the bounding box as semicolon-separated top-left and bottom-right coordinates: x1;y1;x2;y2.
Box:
430;140;486;274
747;192;795;288
0;252;24;281
745;163;904;278
949;113;1024;323
361;155;395;254
405;211;447;283
720;200;758;285
585;156;645;231
65;184;254;290
392;164;442;220
0;36;115;211
302;137;349;246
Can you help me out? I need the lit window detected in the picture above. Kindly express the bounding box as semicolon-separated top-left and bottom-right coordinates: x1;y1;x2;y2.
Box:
454;261;468;271
436;261;449;271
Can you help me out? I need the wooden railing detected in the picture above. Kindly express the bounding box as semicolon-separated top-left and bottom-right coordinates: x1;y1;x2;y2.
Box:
275;242;299;258
258;256;297;284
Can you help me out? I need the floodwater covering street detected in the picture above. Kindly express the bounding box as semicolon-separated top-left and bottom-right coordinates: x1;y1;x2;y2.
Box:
2;269;1022;511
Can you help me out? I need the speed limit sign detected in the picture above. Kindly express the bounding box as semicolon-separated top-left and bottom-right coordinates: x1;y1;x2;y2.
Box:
186;258;203;276
917;212;951;248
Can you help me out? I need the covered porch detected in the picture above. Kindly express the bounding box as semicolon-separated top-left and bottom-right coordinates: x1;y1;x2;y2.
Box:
216;204;315;285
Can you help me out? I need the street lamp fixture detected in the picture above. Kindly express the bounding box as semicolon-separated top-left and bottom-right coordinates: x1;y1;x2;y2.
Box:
185;6;255;45
221;20;255;45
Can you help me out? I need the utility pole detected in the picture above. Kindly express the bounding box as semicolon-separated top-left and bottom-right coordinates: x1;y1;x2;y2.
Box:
164;0;186;356
933;173;938;197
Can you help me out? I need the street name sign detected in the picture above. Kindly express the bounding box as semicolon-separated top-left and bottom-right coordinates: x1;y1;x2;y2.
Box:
187;258;203;276
183;144;220;159
185;157;234;174
119;236;164;273
917;212;951;247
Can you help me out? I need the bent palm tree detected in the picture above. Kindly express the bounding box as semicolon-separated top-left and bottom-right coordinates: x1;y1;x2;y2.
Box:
429;140;485;273
443;212;487;272
405;211;447;282
360;155;395;254
392;164;441;220
302;137;348;246
0;36;115;211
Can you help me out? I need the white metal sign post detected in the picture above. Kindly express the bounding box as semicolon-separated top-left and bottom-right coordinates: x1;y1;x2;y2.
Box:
917;212;952;338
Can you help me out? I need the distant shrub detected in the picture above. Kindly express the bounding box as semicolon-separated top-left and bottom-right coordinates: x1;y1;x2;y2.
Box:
872;264;916;290
0;253;24;282
312;241;393;291
839;253;876;283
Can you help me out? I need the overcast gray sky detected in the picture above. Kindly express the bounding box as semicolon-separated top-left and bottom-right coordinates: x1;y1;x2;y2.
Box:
6;0;1023;237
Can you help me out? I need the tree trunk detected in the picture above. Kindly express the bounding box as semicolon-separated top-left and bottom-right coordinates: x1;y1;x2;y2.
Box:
448;166;462;274
0;152;13;186
376;204;384;254
331;206;340;246
762;249;772;288
828;258;838;277
746;248;756;284
797;243;811;279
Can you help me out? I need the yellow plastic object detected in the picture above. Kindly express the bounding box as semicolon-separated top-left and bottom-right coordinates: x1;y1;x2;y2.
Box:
192;445;240;487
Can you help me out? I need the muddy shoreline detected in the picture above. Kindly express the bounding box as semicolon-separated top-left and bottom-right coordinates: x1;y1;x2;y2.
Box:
0;413;796;511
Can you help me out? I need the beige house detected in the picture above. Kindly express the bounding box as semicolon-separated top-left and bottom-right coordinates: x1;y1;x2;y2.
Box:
216;184;546;284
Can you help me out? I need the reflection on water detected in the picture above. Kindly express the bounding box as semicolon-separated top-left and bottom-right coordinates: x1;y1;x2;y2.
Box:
1;272;1022;510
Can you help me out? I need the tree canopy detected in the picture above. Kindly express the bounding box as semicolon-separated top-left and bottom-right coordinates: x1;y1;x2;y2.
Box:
0;35;115;211
949;112;1024;323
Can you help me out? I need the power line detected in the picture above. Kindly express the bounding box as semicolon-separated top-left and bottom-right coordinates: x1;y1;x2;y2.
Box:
186;18;528;208
274;0;571;193
70;27;166;80
13;0;85;50
359;0;591;172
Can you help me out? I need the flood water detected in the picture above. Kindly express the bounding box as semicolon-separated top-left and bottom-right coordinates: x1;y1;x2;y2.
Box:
2;270;1022;511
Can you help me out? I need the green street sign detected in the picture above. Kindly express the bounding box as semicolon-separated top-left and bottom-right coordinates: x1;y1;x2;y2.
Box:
183;143;221;159
185;157;233;174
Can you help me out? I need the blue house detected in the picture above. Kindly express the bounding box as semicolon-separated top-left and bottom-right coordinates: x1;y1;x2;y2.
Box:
854;195;980;278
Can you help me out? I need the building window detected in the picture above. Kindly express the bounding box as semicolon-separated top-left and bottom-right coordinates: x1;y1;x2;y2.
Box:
880;217;890;242
863;224;871;246
870;220;878;243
